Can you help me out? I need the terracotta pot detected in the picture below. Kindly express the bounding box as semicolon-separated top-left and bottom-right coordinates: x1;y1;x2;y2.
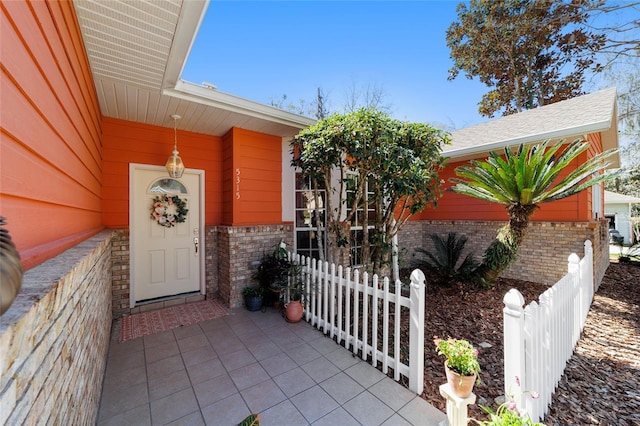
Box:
445;362;477;398
284;300;304;323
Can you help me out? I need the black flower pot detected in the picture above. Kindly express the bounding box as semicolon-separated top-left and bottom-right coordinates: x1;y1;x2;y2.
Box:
244;295;264;312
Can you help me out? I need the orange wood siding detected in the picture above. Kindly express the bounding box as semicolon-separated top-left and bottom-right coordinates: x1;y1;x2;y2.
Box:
221;128;283;225
101;118;224;227
0;1;103;270
418;139;603;223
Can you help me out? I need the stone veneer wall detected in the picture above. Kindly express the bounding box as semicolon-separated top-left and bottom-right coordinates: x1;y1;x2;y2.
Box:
0;231;113;425
214;224;294;307
111;229;130;318
398;220;609;287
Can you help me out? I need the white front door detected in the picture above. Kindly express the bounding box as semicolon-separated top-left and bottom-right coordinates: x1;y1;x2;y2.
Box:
131;165;204;304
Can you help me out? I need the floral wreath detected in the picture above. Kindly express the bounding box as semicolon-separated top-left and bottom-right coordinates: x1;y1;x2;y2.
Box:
150;195;188;228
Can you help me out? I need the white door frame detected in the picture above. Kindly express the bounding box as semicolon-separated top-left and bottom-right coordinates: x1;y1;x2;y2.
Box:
129;163;206;308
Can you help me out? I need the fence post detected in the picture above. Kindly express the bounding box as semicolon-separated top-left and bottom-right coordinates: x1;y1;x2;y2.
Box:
503;289;525;402
409;269;425;394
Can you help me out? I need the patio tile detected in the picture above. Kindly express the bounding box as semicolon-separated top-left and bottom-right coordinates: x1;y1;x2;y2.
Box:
150;388;199;426
181;345;218;367
240;379;288;413
145;340;180;364
344;361;386;388
219;348;256;372
173;324;204;340
193;374;238;408
148;368;192;401
380;413;413;426
273;367;316;398
177;334;210;353
166;411;205;426
102;363;147;390
260;352;298;377
319;372;364;404
342;391;394;426
199;318;233;334
259;400;308;426
147;354;185;380
200;393;251;426
308;336;341;355
105;349;146;372
108;337;144;358
98;403;151;426
324;347;360;370
275;334;306;351
186;357;226;385
98;381;148;420
229;363;270;390
209;335;246;355
144;330;176;349
290;385;339;423
246;339;282;361
301;356;340;383
396;397;447;425
312;407;360;426
369;378;416;411
286;342;322;365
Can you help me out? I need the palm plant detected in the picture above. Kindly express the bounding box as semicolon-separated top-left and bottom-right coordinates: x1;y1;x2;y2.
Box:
414;232;478;285
452;139;617;285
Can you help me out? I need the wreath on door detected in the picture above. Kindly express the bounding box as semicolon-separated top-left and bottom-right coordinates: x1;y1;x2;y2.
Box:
150;195;188;228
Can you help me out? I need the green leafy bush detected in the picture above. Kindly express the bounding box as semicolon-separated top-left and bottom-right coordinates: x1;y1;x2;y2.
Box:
414;232;478;284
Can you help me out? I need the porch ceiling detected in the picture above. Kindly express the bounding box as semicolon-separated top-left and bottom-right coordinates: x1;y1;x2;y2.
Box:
73;0;314;137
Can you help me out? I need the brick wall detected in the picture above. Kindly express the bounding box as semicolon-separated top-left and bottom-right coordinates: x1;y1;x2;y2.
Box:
111;229;130;318
0;232;112;425
214;224;294;307
398;220;609;287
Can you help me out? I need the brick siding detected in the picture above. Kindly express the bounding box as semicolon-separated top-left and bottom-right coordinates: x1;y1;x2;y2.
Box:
398;219;609;287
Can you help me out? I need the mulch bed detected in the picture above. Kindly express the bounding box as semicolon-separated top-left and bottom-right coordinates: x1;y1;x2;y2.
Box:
410;261;639;424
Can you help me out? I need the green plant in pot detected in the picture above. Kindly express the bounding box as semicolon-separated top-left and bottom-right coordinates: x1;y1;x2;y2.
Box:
279;262;306;323
242;286;265;312
434;337;480;398
252;241;291;307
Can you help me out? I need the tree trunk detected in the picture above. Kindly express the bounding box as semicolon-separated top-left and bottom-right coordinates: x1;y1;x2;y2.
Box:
476;204;537;286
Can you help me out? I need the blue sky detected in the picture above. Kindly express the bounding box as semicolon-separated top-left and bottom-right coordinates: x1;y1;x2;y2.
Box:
181;1;491;129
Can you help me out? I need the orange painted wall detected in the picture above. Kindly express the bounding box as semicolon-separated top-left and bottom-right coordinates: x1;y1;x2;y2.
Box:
418;138;604;222
222;128;283;225
0;0;103;270
102;118;224;227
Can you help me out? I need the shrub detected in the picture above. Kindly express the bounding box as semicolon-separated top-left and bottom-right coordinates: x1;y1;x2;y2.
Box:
414;232;478;284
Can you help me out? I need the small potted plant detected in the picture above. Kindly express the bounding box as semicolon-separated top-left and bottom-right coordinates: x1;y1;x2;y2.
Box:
473;377;543;425
434;337;481;398
242;285;265;312
281;262;306;323
252;241;290;307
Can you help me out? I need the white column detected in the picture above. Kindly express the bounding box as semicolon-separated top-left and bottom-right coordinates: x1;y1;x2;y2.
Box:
439;384;476;426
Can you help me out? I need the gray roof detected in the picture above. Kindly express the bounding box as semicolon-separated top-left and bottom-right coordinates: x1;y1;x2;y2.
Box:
446;88;619;167
605;190;640;204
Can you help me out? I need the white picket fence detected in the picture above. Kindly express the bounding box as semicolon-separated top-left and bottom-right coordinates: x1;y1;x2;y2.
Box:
503;240;594;422
287;253;426;394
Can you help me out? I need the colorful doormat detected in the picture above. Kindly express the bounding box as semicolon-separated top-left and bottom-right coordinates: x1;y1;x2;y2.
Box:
119;299;229;342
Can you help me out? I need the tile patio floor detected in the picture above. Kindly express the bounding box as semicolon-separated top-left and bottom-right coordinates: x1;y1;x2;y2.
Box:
97;307;446;426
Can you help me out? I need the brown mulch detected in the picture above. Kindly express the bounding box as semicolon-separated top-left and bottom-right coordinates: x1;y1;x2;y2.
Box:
412;261;640;424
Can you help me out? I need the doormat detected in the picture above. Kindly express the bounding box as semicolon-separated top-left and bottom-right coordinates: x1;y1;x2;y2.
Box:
119;299;229;342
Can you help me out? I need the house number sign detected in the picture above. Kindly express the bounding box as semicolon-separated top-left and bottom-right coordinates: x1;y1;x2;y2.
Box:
235;168;241;199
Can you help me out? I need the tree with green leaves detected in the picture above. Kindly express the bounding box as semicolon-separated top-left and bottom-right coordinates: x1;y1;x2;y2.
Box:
292;108;449;274
452;139;617;285
447;0;606;118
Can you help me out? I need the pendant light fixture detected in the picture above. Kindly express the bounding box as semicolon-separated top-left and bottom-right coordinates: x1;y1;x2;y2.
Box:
166;114;185;178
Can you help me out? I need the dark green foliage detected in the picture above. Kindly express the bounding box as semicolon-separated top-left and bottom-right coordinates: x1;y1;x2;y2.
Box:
414;232;478;285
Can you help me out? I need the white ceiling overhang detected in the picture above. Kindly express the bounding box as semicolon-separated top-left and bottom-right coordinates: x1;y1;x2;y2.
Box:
74;0;315;136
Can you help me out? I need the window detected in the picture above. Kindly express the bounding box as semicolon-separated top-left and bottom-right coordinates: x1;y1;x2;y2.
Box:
294;174;326;260
346;174;376;267
148;178;187;194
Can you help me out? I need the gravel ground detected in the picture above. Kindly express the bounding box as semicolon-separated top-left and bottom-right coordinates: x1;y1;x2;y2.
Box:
413;261;639;424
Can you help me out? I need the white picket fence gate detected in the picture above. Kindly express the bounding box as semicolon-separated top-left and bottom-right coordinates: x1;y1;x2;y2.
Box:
503;240;594;422
286;253;426;394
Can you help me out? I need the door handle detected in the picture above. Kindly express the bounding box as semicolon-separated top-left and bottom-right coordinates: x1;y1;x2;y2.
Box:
194;237;199;256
